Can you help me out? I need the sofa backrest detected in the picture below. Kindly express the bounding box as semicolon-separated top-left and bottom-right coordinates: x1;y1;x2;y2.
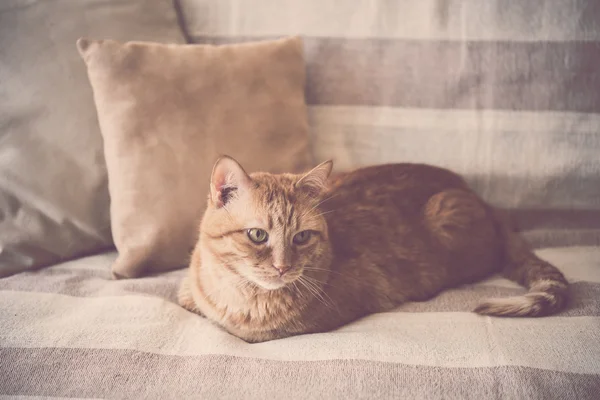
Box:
179;0;600;248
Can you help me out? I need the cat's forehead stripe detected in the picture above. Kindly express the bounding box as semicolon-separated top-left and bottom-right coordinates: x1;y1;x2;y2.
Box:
287;206;295;226
260;185;301;231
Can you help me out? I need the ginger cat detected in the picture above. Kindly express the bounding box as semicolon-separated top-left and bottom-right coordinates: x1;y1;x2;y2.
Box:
178;156;569;343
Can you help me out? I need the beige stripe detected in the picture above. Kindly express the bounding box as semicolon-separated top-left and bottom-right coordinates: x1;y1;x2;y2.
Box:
535;247;600;283
0;396;101;400
308;106;600;134
0;397;97;400
1;348;599;399
179;0;600;41
1;291;598;374
308;106;600;209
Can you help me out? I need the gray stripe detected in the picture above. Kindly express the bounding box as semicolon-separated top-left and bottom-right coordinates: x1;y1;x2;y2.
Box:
501;209;600;249
0;348;598;399
507;209;600;231
1;267;597;316
522;230;600;249
312;121;600;208
0;267;185;303
192;36;600;113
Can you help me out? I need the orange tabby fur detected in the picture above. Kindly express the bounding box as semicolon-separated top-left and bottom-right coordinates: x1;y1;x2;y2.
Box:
178;157;569;342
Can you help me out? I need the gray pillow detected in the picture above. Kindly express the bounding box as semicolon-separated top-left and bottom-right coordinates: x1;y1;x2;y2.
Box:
0;0;185;277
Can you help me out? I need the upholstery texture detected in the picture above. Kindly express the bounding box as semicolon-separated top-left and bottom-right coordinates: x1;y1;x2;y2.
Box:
0;247;599;398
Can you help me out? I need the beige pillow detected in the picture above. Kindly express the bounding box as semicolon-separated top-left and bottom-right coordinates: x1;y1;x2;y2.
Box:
77;37;312;278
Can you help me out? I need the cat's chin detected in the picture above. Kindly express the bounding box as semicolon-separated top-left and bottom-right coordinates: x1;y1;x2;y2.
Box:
252;276;298;291
253;278;287;291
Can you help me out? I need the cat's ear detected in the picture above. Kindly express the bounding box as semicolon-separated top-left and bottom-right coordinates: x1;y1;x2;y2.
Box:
295;160;333;197
210;156;252;207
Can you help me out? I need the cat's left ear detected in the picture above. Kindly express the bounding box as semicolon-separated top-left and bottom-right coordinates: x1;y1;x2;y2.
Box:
210;155;253;207
295;160;333;197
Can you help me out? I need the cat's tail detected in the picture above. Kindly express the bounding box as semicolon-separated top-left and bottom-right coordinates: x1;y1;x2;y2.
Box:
473;211;569;317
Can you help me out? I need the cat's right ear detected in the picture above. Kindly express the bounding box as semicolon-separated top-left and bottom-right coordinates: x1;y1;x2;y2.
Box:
210;156;252;208
295;160;333;198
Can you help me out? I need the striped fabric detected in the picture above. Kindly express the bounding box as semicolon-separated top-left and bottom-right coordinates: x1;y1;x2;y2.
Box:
2;1;600;398
1;249;599;398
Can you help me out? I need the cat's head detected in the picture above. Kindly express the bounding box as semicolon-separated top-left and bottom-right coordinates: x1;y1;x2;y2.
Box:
199;156;334;290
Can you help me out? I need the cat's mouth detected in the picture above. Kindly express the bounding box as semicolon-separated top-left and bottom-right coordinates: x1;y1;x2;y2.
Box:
251;272;302;291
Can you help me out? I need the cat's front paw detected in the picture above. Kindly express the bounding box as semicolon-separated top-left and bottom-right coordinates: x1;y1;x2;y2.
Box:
178;277;204;316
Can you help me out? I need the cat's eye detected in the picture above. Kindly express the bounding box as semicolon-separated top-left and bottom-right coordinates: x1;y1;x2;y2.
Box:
293;230;312;245
247;228;269;244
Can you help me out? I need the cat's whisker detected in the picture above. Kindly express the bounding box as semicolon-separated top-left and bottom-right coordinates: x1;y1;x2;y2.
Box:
301;274;340;290
298;276;339;314
306;283;338;314
302;267;363;284
305;194;339;214
291;281;303;299
297;278;327;310
298;194;339;221
301;270;334;285
301;275;340;314
313;210;336;218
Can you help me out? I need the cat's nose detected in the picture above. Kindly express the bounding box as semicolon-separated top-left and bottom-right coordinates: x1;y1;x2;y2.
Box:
273;265;292;276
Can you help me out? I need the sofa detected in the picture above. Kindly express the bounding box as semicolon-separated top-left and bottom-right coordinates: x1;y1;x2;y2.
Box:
1;0;599;398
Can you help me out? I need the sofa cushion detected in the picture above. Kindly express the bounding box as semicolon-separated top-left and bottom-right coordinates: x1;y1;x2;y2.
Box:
0;246;598;397
0;0;185;277
77;36;312;278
